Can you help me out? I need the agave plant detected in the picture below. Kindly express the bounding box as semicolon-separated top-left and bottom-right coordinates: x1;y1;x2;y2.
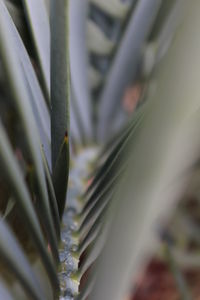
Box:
0;0;200;299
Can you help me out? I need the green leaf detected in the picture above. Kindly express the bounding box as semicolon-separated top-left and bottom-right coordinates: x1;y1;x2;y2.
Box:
79;165;125;234
3;0;50;144
77;204;108;256
42;150;60;238
0;0;58;263
70;0;93;141
88;103;147;195
22;0;50;101
78;227;106;279
97;0;162;141
3;0;24;38
0;282;15;300
0;121;59;294
53;134;70;218
4;0;51;167
0;218;46;300
50;0;70;216
78;190;114;238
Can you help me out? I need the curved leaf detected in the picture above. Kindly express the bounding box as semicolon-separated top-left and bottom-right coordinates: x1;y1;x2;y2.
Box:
0;0;58;263
3;2;51;167
0;122;59;294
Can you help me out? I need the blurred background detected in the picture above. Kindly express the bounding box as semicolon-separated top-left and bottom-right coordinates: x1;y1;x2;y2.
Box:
68;1;200;299
70;0;185;145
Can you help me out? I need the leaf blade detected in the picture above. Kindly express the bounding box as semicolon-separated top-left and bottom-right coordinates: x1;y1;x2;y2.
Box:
0;0;58;262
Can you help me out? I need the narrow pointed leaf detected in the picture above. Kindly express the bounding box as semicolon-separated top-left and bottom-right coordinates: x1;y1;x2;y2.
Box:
97;0;162;141
51;0;70;216
0;0;58;262
5;0;51;167
53;134;70;217
0;218;46;300
0;122;59;293
70;0;93;141
22;0;50;100
42;150;60;238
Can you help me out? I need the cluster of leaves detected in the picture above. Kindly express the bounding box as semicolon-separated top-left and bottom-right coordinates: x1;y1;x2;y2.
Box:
1;1;200;300
0;0;69;299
